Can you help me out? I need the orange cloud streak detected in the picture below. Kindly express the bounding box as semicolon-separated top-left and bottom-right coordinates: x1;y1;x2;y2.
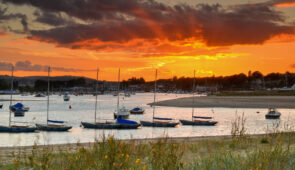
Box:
275;2;295;7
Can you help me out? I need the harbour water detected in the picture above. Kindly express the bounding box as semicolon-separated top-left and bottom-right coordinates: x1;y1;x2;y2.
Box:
0;93;294;147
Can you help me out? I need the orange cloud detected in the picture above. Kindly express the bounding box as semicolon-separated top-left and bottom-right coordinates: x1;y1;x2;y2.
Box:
275;2;295;7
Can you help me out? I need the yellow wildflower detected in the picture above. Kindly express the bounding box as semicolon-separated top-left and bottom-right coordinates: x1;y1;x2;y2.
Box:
105;155;108;159
113;162;116;166
136;158;140;164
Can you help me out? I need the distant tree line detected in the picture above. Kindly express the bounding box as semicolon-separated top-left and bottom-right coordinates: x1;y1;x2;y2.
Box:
34;78;86;91
0;71;294;92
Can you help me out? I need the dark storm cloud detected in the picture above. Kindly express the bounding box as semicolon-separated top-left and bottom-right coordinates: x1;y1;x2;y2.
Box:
2;0;295;48
34;11;67;26
0;6;28;32
0;61;88;72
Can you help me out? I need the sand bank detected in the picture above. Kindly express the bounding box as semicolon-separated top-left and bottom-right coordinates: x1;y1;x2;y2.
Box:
151;96;295;108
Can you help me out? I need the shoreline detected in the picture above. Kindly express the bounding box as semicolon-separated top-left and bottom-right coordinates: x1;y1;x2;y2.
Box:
151;96;295;108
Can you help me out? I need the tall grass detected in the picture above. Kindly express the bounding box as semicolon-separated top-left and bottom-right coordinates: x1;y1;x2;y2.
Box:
1;124;295;169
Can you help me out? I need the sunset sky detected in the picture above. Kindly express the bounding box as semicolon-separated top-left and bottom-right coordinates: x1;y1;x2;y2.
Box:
0;0;295;81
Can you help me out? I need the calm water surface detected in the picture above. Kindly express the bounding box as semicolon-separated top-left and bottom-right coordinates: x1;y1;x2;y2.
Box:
0;93;294;147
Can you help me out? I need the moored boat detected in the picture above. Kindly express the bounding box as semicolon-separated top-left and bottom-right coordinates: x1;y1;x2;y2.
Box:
63;93;70;101
130;107;145;114
140;69;180;127
0;66;37;133
114;106;130;119
81;68;141;129
36;67;72;132
180;70;218;126
265;108;281;119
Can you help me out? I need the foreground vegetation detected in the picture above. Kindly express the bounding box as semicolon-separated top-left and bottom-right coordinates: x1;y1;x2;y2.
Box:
1;117;295;169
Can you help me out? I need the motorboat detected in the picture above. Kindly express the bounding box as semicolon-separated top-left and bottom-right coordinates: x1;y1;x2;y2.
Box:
265;108;281;119
130;107;145;114
63;93;70;101
0;104;3;109
114;106;130;119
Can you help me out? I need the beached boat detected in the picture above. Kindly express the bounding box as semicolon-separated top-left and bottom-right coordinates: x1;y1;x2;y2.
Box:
36;67;72;132
265;108;281;119
81;69;140;129
0;66;37;133
63;93;70;101
0;104;2;109
180;70;218;126
130;107;145;114
140;69;180;127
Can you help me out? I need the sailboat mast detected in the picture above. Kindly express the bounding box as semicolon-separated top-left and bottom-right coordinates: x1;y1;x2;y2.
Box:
94;68;99;124
152;69;158;121
47;67;50;125
192;70;196;121
8;66;14;127
117;68;120;113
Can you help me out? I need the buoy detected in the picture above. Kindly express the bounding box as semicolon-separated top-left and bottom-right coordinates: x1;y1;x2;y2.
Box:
69;105;72;109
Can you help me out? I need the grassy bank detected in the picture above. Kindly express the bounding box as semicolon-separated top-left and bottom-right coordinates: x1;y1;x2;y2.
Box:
216;90;295;96
1;134;295;169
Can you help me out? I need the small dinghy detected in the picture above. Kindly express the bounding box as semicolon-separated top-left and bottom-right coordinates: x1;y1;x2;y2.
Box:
265;108;281;119
130;107;145;114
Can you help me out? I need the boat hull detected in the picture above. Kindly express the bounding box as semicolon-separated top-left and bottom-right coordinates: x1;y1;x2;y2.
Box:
114;114;129;119
0;126;37;133
265;115;280;119
180;119;218;126
130;110;144;114
140;121;179;127
81;122;140;129
36;124;72;131
0;104;3;109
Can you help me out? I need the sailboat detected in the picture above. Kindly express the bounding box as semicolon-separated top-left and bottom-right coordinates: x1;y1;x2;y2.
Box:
36;67;72;131
180;70;217;126
81;69;141;129
114;69;130;119
140;69;180;127
0;66;37;132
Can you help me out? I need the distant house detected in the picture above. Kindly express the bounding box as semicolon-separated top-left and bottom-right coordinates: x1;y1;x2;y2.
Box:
292;84;295;89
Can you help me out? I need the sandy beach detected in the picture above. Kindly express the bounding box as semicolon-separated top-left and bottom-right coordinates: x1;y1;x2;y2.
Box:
152;96;295;108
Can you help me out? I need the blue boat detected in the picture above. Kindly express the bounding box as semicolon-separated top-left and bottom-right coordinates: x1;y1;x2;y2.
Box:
0;125;37;133
81;69;141;130
36;67;72;132
140;70;180;128
130;107;145;114
81;119;141;129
